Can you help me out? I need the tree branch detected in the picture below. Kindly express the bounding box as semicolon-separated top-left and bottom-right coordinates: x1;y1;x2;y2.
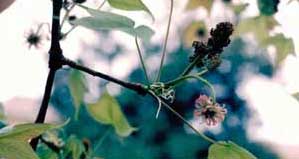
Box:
35;70;57;124
61;58;148;96
30;0;63;150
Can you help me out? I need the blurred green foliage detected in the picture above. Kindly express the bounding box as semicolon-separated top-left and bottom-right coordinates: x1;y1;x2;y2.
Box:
87;91;137;137
69;69;87;119
0;103;4;121
208;141;257;159
257;0;280;16
0;123;60;159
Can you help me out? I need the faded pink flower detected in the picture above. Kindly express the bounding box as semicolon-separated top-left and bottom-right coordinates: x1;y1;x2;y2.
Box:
194;95;227;126
195;95;212;106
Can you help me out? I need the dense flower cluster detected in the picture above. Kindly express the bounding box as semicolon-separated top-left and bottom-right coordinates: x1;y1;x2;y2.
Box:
194;95;227;126
190;22;233;70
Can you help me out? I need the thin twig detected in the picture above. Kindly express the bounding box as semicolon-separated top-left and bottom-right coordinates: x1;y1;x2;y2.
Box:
165;69;208;86
97;0;107;9
155;0;174;82
189;75;216;100
93;127;111;154
62;58;148;95
135;36;150;84
61;25;76;39
61;1;106;40
180;55;201;77
165;71;216;100
61;4;75;29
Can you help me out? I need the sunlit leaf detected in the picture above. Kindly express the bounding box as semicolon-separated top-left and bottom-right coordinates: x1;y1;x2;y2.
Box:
64;135;86;159
73;6;154;42
107;0;154;20
73;6;135;33
228;3;249;15
74;16;135;34
135;25;155;43
0;139;39;159
208;141;257;159
183;21;207;47
82;6;135;28
87;91;137;137
0;123;58;141
0;123;61;159
185;0;213;13
236;16;294;65
235;15;278;43
69;69;87;119
263;34;295;65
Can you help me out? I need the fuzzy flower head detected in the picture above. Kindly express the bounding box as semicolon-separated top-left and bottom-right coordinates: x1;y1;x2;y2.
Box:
194;95;227;126
24;23;50;49
25;30;42;49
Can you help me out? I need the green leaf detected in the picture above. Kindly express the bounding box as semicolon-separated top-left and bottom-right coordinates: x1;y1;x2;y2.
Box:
0;123;58;141
208;141;257;159
85;6;136;28
135;25;155;43
236;16;294;65
73;7;155;42
185;0;213;13
73;6;135;33
229;3;249;15
263;34;295;65
87;91;137;137
69;69;87;119
73;16;135;34
235;15;278;43
0;139;39;159
64;135;86;159
0;123;61;159
107;0;154;20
